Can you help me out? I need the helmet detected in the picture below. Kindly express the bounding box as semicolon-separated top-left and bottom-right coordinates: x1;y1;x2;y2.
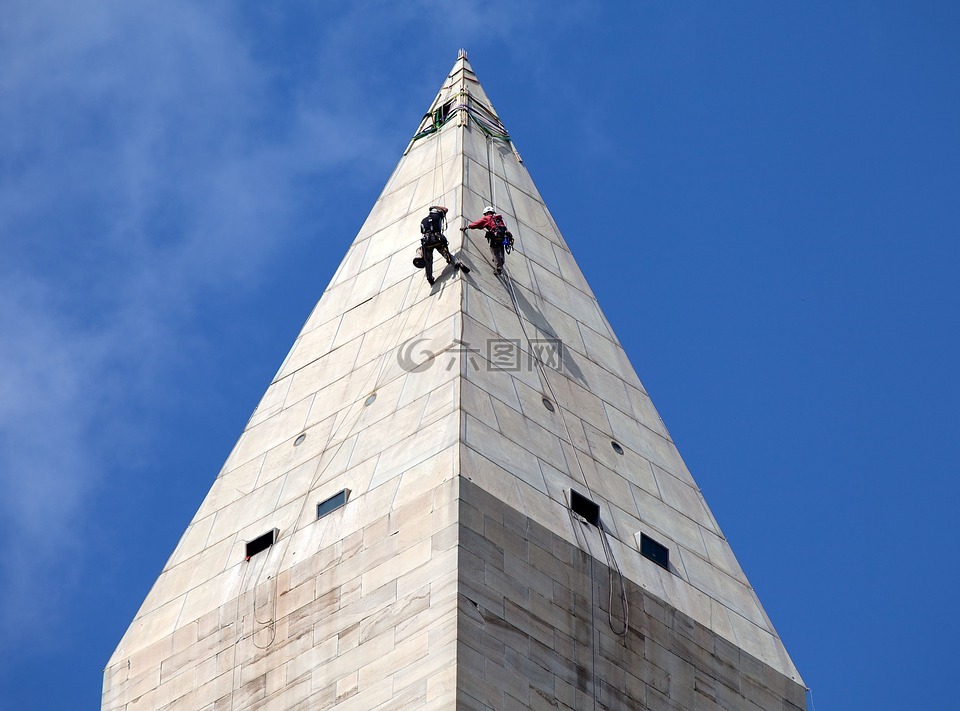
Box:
483;206;495;215
429;205;448;213
413;246;426;269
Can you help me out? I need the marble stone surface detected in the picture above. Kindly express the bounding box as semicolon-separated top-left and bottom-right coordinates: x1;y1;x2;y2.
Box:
105;53;803;710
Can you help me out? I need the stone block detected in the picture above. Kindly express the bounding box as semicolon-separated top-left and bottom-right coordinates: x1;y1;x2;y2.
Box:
398;546;458;599
362;538;433;594
107;58;804;711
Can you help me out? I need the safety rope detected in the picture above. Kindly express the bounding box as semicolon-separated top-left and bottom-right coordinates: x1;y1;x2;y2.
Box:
282;105;458;535
433;106;443;211
599;522;629;636
502;247;596;500
228;92;456;706
227;553;252;711
286;268;436;534
411;104;462;142
488;140;602;502
567;506;599;711
489;135;630;639
228;556;277;709
412;95;510;143
589;538;599;711
252;575;277;649
486;135;496;214
467;99;510;140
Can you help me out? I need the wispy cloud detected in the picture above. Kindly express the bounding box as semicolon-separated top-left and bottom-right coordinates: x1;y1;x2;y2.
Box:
0;0;584;653
0;0;389;647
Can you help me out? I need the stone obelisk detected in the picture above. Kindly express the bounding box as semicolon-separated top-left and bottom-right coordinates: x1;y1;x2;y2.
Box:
103;51;805;711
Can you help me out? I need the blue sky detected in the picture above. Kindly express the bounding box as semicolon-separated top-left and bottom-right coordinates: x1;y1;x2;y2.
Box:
1;2;957;709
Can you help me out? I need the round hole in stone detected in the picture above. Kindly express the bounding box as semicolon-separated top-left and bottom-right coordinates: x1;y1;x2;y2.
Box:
365;393;377;407
294;433;307;447
542;397;555;412
611;441;624;455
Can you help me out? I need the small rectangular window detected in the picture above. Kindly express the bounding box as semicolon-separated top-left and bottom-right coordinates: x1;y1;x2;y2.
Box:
434;99;455;126
317;489;350;519
640;533;670;571
569;489;600;527
245;529;278;560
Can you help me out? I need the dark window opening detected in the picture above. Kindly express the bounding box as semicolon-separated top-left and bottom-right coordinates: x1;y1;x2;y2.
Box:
611;441;624;455
640;533;670;571
570;489;600;527
542;397;555;412
317;489;350;519
245;529;278;560
433;99;456;127
294;433;306;446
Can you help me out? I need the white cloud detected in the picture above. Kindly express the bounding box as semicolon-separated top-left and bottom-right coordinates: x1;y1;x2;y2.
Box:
0;0;390;647
0;0;586;651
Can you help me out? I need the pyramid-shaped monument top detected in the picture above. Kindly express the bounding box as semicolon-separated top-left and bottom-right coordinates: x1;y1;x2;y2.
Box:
105;54;803;711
